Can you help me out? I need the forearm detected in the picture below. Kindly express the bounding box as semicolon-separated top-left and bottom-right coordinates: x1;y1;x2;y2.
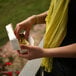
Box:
43;43;76;58
30;11;48;25
16;11;47;30
36;11;47;24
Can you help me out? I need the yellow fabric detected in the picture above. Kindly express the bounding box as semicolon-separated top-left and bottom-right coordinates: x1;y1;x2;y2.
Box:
41;0;70;72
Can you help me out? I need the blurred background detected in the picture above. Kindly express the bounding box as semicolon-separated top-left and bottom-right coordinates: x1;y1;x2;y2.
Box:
0;0;50;46
0;0;50;75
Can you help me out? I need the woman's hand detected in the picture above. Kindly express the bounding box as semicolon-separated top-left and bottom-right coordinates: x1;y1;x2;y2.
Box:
18;45;45;60
15;15;36;40
14;11;47;40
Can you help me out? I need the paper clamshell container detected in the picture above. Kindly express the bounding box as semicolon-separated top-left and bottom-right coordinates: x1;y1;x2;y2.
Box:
5;23;34;53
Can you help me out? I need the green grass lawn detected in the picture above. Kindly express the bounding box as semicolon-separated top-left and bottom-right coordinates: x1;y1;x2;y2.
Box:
0;0;50;46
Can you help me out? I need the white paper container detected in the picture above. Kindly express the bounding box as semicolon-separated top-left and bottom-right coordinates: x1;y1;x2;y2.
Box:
6;23;43;76
5;23;34;53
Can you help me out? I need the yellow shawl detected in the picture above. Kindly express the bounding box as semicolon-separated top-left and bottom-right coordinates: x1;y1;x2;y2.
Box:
41;0;70;72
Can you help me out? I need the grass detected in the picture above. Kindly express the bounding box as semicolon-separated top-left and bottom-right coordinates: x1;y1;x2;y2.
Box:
0;0;50;46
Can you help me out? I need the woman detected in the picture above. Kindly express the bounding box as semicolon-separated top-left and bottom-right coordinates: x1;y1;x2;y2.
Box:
15;0;76;76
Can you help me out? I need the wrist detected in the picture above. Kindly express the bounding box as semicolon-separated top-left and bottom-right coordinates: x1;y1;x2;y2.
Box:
30;15;37;25
43;48;52;57
41;48;48;57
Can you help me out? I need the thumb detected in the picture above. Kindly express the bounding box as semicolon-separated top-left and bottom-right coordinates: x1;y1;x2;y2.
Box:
20;44;31;50
24;31;30;40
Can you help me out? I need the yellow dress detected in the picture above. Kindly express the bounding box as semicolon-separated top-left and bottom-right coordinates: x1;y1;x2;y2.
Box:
41;0;70;72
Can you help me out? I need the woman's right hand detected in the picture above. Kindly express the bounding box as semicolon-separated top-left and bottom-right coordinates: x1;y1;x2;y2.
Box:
15;15;36;40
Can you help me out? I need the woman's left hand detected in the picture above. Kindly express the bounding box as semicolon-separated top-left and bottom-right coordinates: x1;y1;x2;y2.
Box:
18;44;45;60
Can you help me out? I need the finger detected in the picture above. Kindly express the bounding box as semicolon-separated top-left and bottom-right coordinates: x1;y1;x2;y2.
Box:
15;23;24;39
19;54;29;59
20;44;31;50
24;30;30;40
17;50;21;54
14;27;20;39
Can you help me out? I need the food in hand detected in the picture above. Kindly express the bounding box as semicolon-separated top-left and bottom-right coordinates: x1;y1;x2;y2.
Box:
19;33;30;53
19;33;29;45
